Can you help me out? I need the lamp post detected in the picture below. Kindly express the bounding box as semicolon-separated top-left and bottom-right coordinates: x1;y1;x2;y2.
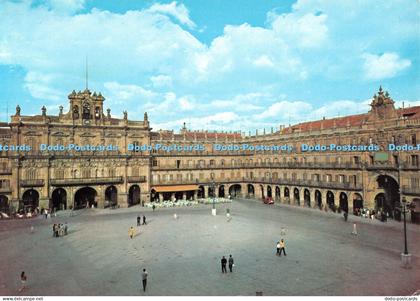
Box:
400;197;411;268
211;180;216;216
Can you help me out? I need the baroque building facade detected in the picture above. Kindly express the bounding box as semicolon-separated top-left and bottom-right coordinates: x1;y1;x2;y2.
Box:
0;87;419;222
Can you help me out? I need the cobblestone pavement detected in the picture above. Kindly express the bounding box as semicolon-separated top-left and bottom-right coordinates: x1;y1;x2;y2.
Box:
0;199;419;296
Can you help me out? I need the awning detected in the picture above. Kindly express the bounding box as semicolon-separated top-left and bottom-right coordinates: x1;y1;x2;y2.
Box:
151;185;199;193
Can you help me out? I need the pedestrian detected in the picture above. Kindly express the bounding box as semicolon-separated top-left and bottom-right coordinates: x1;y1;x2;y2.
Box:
64;223;68;235
30;226;34;233
279;239;287;256
276;241;280;256
173;213;177;219
221;256;227;273
52;224;56;237
226;212;231;222
152;204;156;211
228;255;234;272
142;215;147;225
351;223;358;235
18;271;27;292
44;209;48;219
141;268;148;292
343;211;348;222
137;215;141;227
128;226;135;239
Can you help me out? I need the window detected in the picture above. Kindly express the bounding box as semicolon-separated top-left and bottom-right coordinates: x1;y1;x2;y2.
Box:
393;155;399;166
108;168;115;177
95;107;101;119
303;173;307;180
209;159;215;166
176;160;181;169
339;174;345;183
131;167;139;176
353;156;360;164
326;174;332;182
177;174;182;181
351;175;357;185
411;178;419;188
411;134;417;145
55;169;64;179
152;160;158;167
292;173;297;180
370;155;374;165
411;155;419;167
313;174;320;182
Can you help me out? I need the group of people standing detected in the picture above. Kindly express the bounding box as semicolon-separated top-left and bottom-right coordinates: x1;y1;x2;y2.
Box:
128;215;147;239
52;223;68;237
221;255;235;273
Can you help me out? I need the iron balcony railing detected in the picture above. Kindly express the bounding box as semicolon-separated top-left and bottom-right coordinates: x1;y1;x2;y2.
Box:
20;179;45;187
127;176;147;183
50;176;124;186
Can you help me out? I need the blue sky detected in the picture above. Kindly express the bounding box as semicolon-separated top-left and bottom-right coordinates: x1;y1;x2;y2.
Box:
0;0;419;132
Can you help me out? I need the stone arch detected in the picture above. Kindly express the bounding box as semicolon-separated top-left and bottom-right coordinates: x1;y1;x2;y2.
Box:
247;184;255;198
326;190;335;212
22;189;39;212
218;185;225;198
229;184;241;198
51;188;67;211
128;185;141;207
0;195;9;214
105;185;118;208
375;175;400;218
267;185;272;198
304;189;311;207
339;192;349;213
293;187;300;206
197;185;205;198
352;193;363;215
275;186;280;202
315;190;322;209
74;187;97;209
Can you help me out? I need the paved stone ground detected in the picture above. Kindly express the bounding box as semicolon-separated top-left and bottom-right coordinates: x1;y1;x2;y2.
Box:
0;199;419;296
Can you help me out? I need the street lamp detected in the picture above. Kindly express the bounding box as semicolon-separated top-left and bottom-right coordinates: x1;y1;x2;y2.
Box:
400;197;412;268
211;180;216;216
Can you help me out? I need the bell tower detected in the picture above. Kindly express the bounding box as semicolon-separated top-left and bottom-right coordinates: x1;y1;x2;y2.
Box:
68;89;105;125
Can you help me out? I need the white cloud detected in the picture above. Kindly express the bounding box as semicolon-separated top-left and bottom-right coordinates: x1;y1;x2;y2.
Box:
24;71;63;101
150;75;172;88
253;55;274;68
362;52;411;80
147;1;195;28
44;0;85;14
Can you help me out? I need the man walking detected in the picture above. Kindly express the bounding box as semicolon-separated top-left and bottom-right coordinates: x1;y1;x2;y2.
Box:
276;241;280;256
141;268;148;292
228;255;234;272
279;239;287;256
137;215;141;227
142;215;147;225
221;256;227;273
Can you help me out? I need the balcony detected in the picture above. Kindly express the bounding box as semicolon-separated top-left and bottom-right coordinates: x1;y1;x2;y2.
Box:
0;186;12;193
51;176;124;186
127;176;147;183
20;179;45;187
0;169;12;175
402;185;420;196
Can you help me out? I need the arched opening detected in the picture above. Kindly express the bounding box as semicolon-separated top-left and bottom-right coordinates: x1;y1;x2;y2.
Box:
218;185;225;198
22;189;39;212
186;190;195;201
411;198;420;224
284;187;290;203
197;186;205;198
267;186;272;198
229;184;241;198
175;191;183;201
208;186;215;198
151;189;159;202
260;184;265;199
275;186;280;202
128;185;141;207
304;189;311;207
352;193;363;215
339;192;348;213
105;186;118;208
293;188;300;206
247;184;255;198
376;175;400;218
326;191;335;212
0;195;9;214
315;190;322;209
162;192;171;201
74;187;97;209
51;188;67;211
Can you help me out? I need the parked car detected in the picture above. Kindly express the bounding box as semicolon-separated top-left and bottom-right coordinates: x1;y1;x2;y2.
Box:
263;197;274;204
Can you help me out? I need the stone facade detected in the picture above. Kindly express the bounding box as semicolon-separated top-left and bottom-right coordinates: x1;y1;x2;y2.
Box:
0;87;419;222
